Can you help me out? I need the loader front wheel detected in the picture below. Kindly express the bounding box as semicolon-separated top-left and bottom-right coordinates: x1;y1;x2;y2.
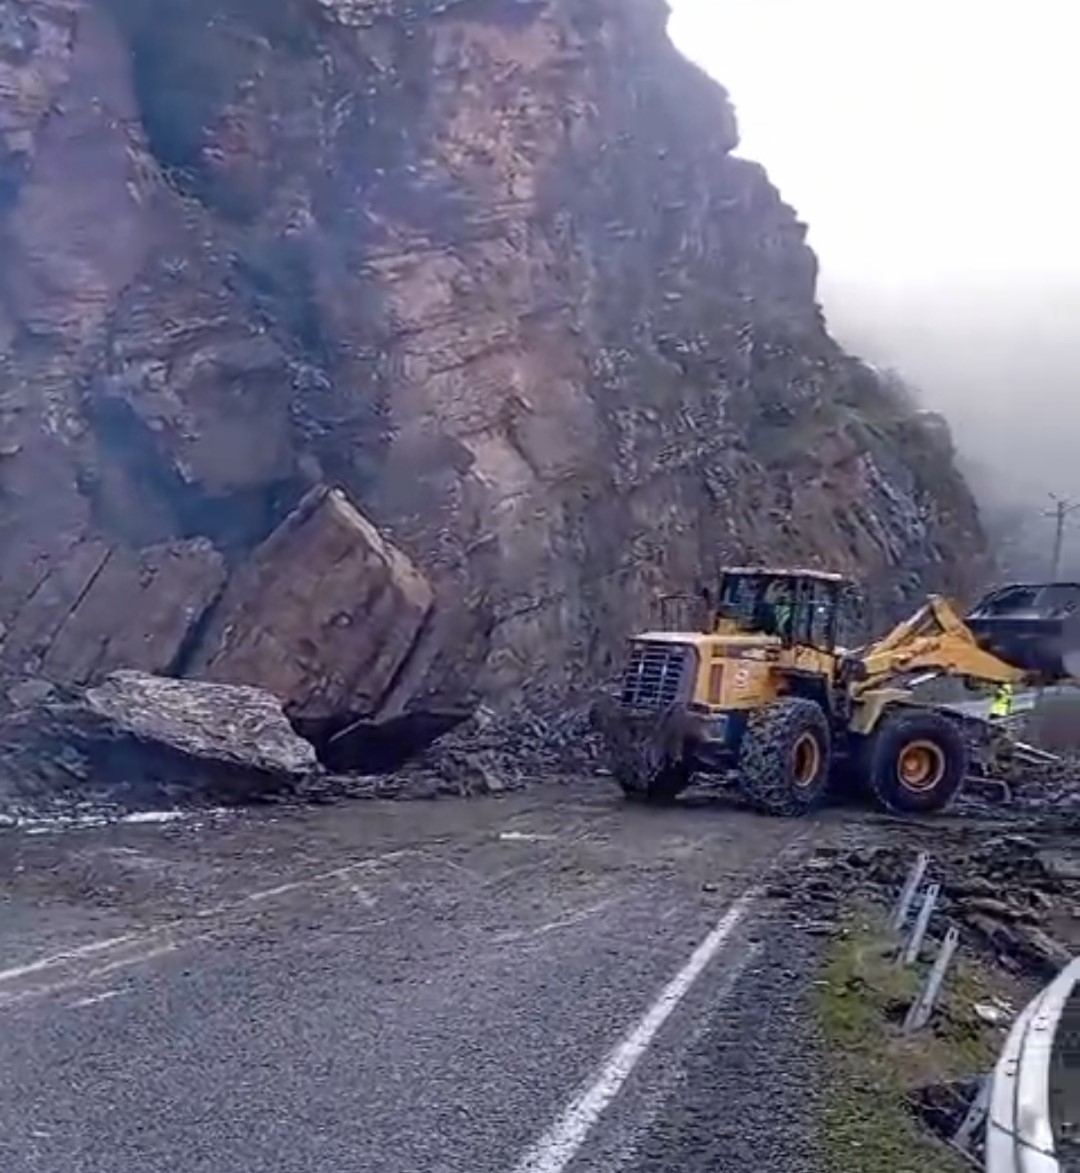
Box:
738;698;832;817
616;759;691;804
612;735;691;804
867;709;967;814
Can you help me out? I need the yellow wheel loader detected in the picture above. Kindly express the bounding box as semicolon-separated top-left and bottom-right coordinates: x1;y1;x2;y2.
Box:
594;570;1080;816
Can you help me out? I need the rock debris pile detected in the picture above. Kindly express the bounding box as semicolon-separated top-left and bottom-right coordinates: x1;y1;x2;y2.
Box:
786;825;1080;980
306;697;606;801
0;667;604;819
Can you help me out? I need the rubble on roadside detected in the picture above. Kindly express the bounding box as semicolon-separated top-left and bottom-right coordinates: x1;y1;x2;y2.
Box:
963;743;1080;816
300;696;606;801
800;828;1051;1172
0;659;611;821
777;822;1080;981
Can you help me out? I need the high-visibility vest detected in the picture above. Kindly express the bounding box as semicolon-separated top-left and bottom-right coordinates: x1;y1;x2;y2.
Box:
989;683;1014;719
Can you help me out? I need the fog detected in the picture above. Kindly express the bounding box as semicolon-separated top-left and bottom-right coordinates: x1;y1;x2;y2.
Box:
668;0;1080;577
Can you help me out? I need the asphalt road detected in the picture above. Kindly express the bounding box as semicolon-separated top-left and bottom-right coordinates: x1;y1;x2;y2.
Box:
0;785;826;1173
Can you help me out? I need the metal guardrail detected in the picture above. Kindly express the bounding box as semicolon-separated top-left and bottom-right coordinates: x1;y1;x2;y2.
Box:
985;955;1080;1173
889;854;1077;1169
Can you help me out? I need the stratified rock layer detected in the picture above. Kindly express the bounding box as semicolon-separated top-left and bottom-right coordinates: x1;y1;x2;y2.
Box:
0;0;987;711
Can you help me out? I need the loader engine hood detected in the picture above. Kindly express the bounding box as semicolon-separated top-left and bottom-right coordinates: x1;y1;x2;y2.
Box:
619;632;783;714
632;632;781;654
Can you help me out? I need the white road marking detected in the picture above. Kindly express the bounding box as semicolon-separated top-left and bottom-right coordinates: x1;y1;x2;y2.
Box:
509;890;756;1173
68;989;128;1010
578;943;762;1173
0;848;415;1006
494;899;618;945
0;941;195;1010
0;934;139;985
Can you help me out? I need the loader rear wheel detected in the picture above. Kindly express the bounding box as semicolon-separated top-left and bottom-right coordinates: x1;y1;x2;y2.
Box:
738;698;832;817
867;709;968;814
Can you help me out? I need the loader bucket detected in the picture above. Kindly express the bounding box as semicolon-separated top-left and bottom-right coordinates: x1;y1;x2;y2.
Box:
965;583;1080;682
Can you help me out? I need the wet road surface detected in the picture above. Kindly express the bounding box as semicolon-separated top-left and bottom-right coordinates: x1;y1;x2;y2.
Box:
0;785;828;1172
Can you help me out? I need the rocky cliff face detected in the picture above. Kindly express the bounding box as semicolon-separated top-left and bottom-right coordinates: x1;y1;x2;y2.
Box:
0;0;987;713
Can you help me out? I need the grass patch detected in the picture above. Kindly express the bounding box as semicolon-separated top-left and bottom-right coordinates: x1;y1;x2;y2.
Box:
814;904;1019;1173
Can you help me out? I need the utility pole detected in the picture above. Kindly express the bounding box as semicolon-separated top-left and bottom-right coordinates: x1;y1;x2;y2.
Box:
1045;495;1080;579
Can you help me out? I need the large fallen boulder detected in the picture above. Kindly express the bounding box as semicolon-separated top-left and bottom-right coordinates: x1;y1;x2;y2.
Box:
188;485;437;723
0;670;320;811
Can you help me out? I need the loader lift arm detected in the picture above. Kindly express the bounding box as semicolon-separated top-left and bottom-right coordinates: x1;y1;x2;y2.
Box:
850;594;1034;697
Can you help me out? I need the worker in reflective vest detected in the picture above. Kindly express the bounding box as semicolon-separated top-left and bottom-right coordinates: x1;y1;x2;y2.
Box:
989;681;1014;720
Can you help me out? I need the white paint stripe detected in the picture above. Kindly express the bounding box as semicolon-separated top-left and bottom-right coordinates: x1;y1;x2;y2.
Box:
68;989;127;1010
199;850;410;915
494;899;618;945
0;848;413;993
583;943;762;1173
0;934;138;985
0;941;197;1010
510;890;756;1173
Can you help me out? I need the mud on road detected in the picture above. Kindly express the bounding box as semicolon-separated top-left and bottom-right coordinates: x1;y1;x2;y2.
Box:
6;781;1077;1173
0;784;836;1173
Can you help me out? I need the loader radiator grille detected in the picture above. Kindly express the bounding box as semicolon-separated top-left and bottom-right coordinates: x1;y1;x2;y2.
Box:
620;643;690;711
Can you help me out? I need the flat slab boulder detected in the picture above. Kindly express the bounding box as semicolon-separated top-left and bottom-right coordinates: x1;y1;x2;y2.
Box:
0;671;319;809
189;485;435;722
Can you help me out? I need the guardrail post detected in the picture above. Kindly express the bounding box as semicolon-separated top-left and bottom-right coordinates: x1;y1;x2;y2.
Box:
904;926;960;1033
899;882;940;967
951;1073;990;1156
890;851;930;935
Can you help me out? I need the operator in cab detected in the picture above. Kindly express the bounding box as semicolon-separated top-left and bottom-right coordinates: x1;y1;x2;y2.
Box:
757;580;795;641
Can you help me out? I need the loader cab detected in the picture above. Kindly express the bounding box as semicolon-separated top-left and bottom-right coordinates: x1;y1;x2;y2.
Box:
713;568;855;653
